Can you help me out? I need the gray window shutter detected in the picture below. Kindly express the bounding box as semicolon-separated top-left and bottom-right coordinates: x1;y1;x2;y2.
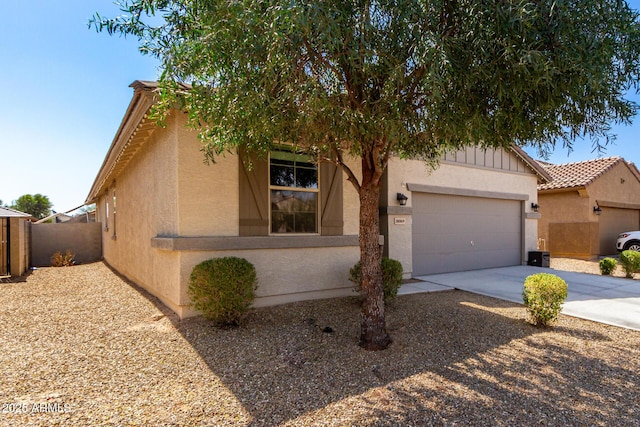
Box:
320;162;344;236
239;149;269;236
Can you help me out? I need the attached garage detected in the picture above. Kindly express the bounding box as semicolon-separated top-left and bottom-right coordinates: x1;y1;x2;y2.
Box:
381;146;548;279
598;207;640;255
411;191;523;275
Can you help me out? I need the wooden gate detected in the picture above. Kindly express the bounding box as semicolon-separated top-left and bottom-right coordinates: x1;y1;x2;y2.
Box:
0;218;8;276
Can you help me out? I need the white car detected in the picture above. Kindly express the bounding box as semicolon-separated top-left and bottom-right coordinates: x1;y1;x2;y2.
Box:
617;231;640;252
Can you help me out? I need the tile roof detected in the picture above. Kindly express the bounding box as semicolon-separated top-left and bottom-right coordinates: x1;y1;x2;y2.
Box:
537;156;623;191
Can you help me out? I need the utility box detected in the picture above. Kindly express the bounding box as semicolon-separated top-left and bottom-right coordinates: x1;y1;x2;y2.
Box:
528;251;550;268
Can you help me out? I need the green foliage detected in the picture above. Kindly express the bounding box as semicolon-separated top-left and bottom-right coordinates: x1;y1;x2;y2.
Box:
50;250;75;267
350;257;404;303
522;273;568;327
619;250;640;278
92;1;640;162
11;194;52;220
599;257;618;276
188;257;258;326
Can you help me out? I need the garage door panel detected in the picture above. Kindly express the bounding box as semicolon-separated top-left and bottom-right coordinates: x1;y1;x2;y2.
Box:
412;193;522;275
599;207;639;255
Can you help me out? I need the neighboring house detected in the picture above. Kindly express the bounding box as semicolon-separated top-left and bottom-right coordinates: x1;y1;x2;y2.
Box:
537;157;640;259
51;211;73;223
86;81;549;318
37;208;97;224
0;207;32;277
69;210;97;223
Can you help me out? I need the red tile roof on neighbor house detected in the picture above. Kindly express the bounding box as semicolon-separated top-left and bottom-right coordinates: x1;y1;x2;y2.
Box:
537;156;625;191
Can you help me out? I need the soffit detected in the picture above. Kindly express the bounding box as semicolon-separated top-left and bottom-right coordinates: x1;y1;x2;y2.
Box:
86;83;157;202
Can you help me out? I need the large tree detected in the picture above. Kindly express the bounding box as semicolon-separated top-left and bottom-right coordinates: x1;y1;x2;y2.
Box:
94;0;640;350
11;194;52;220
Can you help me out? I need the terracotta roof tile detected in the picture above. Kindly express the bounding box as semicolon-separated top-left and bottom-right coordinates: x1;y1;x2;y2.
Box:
537;156;623;190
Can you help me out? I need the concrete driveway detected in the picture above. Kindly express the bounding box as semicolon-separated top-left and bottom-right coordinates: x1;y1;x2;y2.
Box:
401;266;640;331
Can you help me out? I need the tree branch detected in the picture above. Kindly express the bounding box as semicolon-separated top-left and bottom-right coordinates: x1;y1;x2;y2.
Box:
332;145;361;194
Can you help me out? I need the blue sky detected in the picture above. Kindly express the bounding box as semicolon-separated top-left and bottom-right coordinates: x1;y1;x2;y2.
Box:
1;1;639;212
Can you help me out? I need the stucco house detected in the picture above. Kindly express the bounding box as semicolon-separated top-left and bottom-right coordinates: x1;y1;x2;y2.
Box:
537;157;640;259
0;206;32;277
86;81;550;318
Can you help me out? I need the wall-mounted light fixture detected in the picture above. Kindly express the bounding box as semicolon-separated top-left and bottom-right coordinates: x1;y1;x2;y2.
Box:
531;203;539;213
396;193;408;206
594;206;602;215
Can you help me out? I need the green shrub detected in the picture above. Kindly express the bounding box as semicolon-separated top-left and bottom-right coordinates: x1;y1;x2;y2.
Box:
619;250;640;278
522;273;568;327
51;250;75;267
349;257;403;303
599;257;617;276
188;257;258;326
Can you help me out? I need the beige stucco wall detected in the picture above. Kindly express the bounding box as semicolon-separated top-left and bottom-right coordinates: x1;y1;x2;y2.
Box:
387;159;539;200
588;162;640;207
171;111;362;315
178;246;359;316
538;161;640;259
384;157;541;275
99;110;362;318
176;113;240;237
170;148;362;316
99;111;182;314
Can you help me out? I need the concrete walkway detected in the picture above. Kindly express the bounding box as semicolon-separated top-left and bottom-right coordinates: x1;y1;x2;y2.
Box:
400;266;640;331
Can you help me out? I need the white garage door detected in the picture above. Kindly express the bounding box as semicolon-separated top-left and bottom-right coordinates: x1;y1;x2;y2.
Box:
412;193;522;275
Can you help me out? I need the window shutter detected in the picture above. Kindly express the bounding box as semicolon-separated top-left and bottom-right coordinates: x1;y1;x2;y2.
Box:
239;149;269;236
320;162;344;236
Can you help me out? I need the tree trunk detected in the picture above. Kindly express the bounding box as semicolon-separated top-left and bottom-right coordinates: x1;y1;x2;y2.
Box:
358;160;392;351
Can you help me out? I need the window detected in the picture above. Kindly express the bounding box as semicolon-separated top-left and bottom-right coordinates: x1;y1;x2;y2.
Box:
269;150;318;233
112;186;117;239
104;197;109;231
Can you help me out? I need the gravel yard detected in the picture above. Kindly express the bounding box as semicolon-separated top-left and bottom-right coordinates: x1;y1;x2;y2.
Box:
1;260;638;426
550;256;634;278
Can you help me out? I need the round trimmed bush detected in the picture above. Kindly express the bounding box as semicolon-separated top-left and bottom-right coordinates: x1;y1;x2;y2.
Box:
620;250;640;278
599;257;617;276
349;257;403;303
522;273;568;327
188;257;258;326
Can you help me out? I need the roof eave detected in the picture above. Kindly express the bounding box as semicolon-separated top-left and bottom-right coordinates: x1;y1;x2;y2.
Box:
0;206;34;219
538;185;587;194
85;81;157;204
509;145;553;183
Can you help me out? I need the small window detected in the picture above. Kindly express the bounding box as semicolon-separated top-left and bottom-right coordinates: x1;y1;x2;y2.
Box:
112;187;117;239
269;150;318;234
104;198;110;232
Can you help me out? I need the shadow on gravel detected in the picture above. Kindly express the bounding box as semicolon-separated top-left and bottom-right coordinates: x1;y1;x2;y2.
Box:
107;263;636;425
135;286;637;426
